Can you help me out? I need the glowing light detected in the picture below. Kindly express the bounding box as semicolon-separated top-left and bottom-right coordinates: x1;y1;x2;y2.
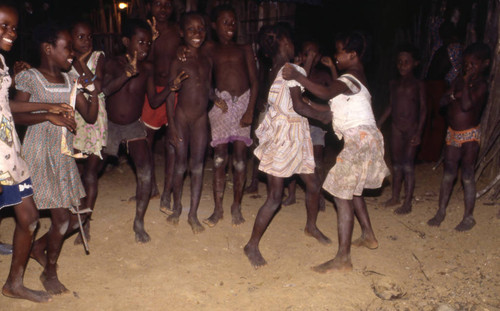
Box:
118;2;128;10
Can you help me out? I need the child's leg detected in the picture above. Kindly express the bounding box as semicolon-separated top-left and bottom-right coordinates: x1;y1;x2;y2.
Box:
2;197;51;302
230;140;247;226
394;142;419;214
313;144;326;211
299;173;331;244
428;145;460;226
40;208;71;295
386;128;404;207
245;155;260;194
312;197;354;273
282;177;297;206
244;174;284;268
160;140;176;213
128;139;153;243
145;127;160;197
351;196;378;249
204;143;229;227
187;119;208;234
455;142;479;231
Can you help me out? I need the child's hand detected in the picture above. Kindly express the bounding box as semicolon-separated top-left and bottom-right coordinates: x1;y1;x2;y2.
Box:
240;111;253;127
321;56;334;68
214;98;228;113
77;75;94;89
282;63;300;81
167;127;182;148
293;55;303;65
13;61;31;76
169;71;189;91
47;103;74;116
177;46;189;62
47;113;76;134
304;51;317;68
410;135;421;146
147;17;160;41
125;51;139;77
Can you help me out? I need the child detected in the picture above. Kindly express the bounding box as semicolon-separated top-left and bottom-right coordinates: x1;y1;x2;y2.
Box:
378;43;426;214
202;5;258;227
69;20;106;244
101;19;186;242
143;0;181;211
14;22;99;294
165;12;211;234
427;43;491;231
244;24;332;268
283;32;389;272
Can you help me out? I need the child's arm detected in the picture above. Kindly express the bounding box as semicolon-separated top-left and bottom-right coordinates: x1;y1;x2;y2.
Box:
282;63;348;100
13;91;76;132
101;53;138;96
377;81;393;128
411;81;427;145
320;57;338;79
74;88;99;124
459;75;488;112
290;86;332;125
165;61;182;148
9;100;73;115
240;44;259;127
146;64;189;109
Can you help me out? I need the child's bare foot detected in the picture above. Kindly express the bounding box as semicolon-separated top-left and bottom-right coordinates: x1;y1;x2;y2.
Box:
427;211;446;227
304;227;332;245
133;220;151;243
455;216;476;231
282;194;296;206
384;197;400;207
2;283;52;303
394;203;412;215
30;244;47;268
188;217;205;234
244;244;267;268
352;236;378;249
312;257;353;273
159;193;173;215
244;182;258;194
40;272;69;295
231;204;245;226
167;213;180;225
203;212;223;228
74;221;90;245
319;195;326;212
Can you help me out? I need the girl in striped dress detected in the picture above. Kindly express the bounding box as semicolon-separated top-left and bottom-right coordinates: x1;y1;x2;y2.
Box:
244;25;332;268
14;22;98;295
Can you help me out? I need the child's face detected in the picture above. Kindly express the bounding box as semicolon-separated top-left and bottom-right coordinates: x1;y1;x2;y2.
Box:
334;41;351;70
301;42;320;66
463;54;489;79
182;16;206;49
397;52;417;77
71;23;93;56
127;29;152;61
0;6;18;52
151;0;173;22
214;10;236;42
50;31;74;71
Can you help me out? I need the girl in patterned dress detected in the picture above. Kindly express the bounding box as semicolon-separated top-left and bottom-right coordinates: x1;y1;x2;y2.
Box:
244;25;332;268
283;32;389;273
14;22;98;295
69;21;107;244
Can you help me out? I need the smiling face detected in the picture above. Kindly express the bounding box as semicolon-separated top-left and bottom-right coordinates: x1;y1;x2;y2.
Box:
48;30;74;71
334;41;354;71
397;51;417;77
181;15;206;49
71;23;93;56
126;28;152;61
213;10;236;43
151;0;173;23
0;6;18;52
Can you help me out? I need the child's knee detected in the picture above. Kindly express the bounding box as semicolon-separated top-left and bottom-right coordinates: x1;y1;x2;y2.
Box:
57;220;70;235
233;159;245;172
137;167;152;184
191;163;203;176
214;155;227;169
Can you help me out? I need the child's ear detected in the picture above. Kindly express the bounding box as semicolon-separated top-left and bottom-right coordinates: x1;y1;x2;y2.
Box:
122;37;130;48
42;43;51;55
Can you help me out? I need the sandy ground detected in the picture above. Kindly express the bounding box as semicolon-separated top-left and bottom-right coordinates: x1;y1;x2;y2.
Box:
0;143;499;311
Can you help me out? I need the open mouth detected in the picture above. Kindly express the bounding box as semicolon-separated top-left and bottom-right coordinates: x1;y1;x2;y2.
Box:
67;58;74;64
2;38;13;44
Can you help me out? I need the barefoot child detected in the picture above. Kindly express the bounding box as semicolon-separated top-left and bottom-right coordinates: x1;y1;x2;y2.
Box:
69;20;107;244
0;4;73;302
202;4;258;227
378;43;426;215
102;19;187;242
143;0;181;211
165;12;211;233
283;32;389;272
244;24;332;268
14;22;99;294
427;43;490;231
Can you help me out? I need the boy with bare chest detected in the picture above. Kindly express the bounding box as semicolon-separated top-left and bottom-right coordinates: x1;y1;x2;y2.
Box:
166;12;212;233
378;44;426;215
428;43;491;231
202;5;258;228
102;19;185;242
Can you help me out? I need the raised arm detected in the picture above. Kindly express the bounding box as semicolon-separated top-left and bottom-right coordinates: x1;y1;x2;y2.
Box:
74;88;99;124
146;62;189;109
240;44;259;127
290;86;331;125
101;54;137;96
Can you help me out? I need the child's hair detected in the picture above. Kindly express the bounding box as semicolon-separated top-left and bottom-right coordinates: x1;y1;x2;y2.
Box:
259;23;292;59
122;18;151;39
179;11;205;30
397;43;420;61
463;42;491;61
210;4;236;23
69;20;93;34
33;22;67;47
0;0;17;11
335;31;366;60
146;0;177;22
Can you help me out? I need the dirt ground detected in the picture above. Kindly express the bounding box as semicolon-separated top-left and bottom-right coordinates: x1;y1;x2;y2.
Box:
0;143;499;311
